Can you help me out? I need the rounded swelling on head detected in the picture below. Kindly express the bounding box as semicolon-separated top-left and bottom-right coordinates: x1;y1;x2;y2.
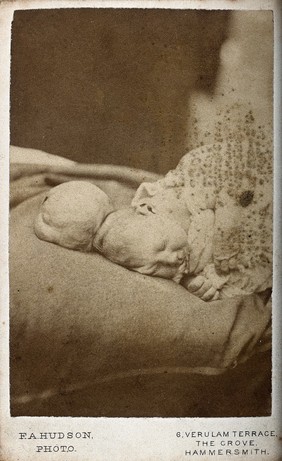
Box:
34;181;114;251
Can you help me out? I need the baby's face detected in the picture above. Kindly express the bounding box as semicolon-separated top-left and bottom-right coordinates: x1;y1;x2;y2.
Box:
96;208;189;283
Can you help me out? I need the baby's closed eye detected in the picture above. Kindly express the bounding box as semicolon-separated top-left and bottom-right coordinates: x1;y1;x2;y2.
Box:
155;240;168;252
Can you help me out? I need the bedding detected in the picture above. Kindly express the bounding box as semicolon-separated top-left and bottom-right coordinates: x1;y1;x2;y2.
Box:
9;150;272;416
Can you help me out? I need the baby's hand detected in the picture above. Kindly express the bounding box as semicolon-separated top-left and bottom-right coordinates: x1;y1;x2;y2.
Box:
183;275;220;301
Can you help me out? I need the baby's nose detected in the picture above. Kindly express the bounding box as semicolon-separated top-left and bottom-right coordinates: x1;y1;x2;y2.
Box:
170;250;186;264
177;250;186;261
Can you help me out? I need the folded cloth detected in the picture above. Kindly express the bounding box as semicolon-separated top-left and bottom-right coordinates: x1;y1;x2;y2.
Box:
10;155;160;209
10;145;77;166
9;152;271;415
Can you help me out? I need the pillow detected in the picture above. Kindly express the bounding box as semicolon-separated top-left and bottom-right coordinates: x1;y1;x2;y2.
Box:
10;193;271;416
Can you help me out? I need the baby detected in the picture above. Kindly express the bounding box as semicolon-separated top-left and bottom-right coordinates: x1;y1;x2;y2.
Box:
35;139;272;301
35;181;190;285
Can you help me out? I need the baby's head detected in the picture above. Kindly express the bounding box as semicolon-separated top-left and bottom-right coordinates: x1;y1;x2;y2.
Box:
35;181;114;251
95;208;189;283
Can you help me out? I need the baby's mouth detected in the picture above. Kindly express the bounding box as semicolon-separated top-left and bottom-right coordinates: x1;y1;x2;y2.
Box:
172;257;189;283
173;271;185;283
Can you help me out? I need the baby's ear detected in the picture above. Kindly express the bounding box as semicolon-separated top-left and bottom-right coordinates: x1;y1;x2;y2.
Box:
131;182;161;215
134;202;157;216
131;182;162;207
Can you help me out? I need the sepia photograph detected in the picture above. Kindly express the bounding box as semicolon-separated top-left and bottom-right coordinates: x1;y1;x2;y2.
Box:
1;1;281;460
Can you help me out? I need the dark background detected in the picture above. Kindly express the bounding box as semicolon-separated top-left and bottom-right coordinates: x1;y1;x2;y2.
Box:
10;8;230;174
